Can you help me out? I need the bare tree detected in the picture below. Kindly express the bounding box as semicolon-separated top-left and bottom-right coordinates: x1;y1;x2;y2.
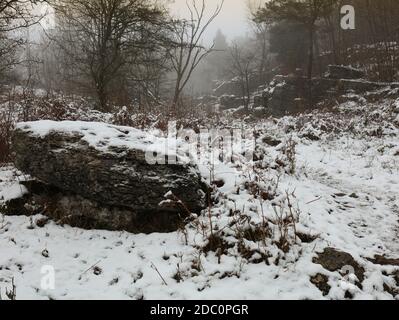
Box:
247;0;270;81
0;0;46;32
0;0;47;79
227;41;258;110
50;0;167;111
167;0;224;110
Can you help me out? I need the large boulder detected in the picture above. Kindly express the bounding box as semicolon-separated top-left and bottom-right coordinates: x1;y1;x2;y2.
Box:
10;121;207;233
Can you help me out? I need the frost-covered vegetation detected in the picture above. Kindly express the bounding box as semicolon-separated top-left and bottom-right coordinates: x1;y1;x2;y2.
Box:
1;88;398;299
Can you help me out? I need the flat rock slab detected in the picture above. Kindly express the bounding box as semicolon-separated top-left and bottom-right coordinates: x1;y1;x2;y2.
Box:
11;121;207;233
313;247;365;284
367;255;399;266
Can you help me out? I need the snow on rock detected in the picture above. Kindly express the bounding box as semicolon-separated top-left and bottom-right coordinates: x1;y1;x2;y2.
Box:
9;121;207;234
0;183;28;202
15;120;183;159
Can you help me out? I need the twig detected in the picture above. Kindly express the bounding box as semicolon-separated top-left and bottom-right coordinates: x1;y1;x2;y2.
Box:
150;262;168;286
306;197;322;205
5;277;16;300
80;260;102;277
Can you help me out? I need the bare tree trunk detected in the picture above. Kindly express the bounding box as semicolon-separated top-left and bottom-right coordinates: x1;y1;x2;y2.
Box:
307;25;315;107
172;77;182;110
307;25;314;80
97;82;108;112
168;0;224;112
245;72;251;110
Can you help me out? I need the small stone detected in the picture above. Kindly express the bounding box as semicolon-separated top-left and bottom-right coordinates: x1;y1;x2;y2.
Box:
334;193;347;197
93;266;102;276
296;232;318;243
36;217;49;228
262;136;282;147
313;248;365;285
310;273;331;296
212;179;225;188
41;249;49;258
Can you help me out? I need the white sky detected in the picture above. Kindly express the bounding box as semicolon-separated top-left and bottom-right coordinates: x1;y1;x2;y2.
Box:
39;1;253;44
169;0;251;44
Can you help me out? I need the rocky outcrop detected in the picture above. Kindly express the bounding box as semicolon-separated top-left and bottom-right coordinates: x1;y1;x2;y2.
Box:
263;73;399;116
219;95;244;110
326;65;365;80
213;79;243;97
10;121;207;233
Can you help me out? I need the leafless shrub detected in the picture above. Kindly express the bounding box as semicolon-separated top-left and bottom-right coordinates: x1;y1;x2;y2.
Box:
271;191;300;253
277;136;297;174
202;233;231;264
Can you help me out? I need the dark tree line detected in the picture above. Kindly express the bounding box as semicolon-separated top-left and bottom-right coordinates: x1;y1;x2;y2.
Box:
2;0;399;112
253;0;399;82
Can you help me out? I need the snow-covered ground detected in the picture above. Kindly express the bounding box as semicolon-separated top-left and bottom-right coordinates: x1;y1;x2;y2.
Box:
0;96;398;300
